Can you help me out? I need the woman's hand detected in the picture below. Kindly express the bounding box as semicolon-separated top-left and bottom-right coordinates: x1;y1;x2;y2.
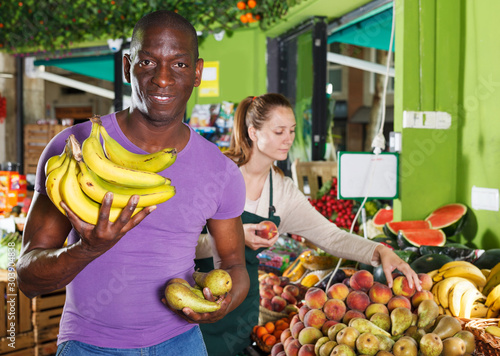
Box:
243;222;280;250
373;244;422;291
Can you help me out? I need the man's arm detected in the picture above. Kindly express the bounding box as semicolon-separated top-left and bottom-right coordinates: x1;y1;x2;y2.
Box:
16;192;153;298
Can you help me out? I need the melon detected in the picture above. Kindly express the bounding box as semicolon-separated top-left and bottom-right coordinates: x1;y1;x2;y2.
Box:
425;203;468;237
397;229;446;248
410;253;454;274
372;208;394;229
383;220;431;239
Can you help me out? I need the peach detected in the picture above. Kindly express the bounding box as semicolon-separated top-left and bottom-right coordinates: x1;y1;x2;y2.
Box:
411;290;434;308
298;326;324;345
298;344;316;356
285;304;300;315
289;314;301;330
282;290;297;305
260;286;275;300
280;328;292;343
392;276;416;298
369;312;391;332
260;298;273;311
279;276;290;287
271;343;285;356
387;295;412;312
323;298;347;322
364;303;389;319
276;352;286;356
321;320;339;335
265;274;282;286
327;283;350;301
273;284;284;295
272;296;287;312
298;305;312;321
305;288;328;309
418;273;433;291
368;282;393;305
285;338;301;356
346;290;371;312
283;335;294;350
303;308;327;329
349;270;374;292
284;284;300;297
291;321;305;339
342;309;365;324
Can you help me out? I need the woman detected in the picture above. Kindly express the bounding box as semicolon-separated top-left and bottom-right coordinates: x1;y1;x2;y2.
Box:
195;93;420;355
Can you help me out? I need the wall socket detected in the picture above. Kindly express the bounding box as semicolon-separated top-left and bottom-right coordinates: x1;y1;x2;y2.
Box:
403;111;452;129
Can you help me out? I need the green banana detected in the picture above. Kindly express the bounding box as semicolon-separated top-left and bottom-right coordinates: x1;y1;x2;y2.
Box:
46;148;71;215
45;145;68;176
61;135;141;225
77;159;175;208
99;123;177;172
82;117;166;188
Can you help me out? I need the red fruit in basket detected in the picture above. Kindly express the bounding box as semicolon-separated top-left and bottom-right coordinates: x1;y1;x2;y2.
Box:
256;221;278;239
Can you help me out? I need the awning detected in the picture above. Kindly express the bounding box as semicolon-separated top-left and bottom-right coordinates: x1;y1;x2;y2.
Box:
328;2;394;52
34;55;115;82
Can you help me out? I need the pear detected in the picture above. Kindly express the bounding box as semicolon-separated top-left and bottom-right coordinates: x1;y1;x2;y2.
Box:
375;334;395;352
336;327;360;349
193;269;232;296
349;318;392;338
331;344;356;356
404;326;426;344
370;312;392;332
417;299;440;329
419;332;443;356
431;316;462;340
376;352;394;356
392;337;418;356
328;323;347;341
355;332;380;356
164;282;220;313
319;340;338;356
390;307;413;336
454;330;476;354
442;337;466;356
315;336;330;355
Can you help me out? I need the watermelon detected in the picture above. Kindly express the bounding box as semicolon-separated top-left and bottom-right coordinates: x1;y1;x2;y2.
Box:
383;220;431;239
397;229;446;248
372;208;394;229
473;249;500;269
410;253;454;273
372;235;399;250
418;245;480;261
425;203;468;237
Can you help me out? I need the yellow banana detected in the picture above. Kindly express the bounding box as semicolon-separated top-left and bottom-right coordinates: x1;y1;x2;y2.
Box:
46;148;71;214
439;265;486;288
481;269;491;279
460;288;486;318
99;123;177;172
438;260;478;272
470;302;488;318
82;117;166;188
437;277;475;309
449;280;477;317
77;159;175;208
486;295;500;318
485;284;500;307
427;269;439;280
486;262;500;283
61;135;141;225
483;269;500;296
431;281;441;306
45;146;69;176
485;325;500;337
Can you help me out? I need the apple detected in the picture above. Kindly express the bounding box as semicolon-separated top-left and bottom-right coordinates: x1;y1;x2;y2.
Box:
256;221;279;239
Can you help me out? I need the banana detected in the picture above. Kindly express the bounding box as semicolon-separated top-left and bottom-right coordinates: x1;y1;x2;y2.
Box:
437;277;475;309
46;149;71;214
438;265;487;288
449;280;477;317
61;135;142;225
470;302;488;318
427;269;439;280
460;288;486;318
483;269;500;296
485;325;500;337
438;260;478;272
486;284;500;307
431;281;441;306
481;269;491;279
82;117;166;188
487;262;500;283
77;159;175;208
99;123;177;172
486;295;500;318
45;145;68;175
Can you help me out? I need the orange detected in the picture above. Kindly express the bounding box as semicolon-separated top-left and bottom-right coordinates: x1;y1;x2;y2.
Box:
237;1;246;10
262;334;277;346
248;0;257;8
252;325;259;334
256;326;268;339
245;13;253;22
264;321;275;334
273;329;283;339
240;14;248;23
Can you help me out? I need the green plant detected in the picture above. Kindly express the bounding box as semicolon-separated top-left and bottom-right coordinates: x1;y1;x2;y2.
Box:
0;0;293;54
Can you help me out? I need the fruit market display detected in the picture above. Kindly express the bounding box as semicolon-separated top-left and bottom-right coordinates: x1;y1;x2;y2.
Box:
45;116;176;225
164;269;232;313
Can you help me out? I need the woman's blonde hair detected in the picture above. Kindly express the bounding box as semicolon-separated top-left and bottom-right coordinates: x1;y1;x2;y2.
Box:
225;93;293;174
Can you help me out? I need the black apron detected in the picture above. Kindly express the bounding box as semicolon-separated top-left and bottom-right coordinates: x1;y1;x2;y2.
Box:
195;170;281;356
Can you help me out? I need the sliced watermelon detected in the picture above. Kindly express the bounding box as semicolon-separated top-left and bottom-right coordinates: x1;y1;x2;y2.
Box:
398;229;446;248
383;220;431;239
425;203;468;237
372;208;394;229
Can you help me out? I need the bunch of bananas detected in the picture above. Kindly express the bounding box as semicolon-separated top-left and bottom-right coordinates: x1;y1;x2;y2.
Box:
45;116;176;225
483;261;500;318
429;261;487;318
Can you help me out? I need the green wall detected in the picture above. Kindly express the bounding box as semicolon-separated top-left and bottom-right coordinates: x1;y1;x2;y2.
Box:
187;26;268;117
394;0;500;249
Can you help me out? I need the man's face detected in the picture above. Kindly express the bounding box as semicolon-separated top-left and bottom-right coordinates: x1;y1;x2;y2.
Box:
124;25;203;125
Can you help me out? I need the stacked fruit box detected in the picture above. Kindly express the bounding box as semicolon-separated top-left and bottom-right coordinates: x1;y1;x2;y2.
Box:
23;124;66;176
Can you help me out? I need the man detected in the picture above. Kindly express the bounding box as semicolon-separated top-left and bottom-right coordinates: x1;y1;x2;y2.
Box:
16;10;249;355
